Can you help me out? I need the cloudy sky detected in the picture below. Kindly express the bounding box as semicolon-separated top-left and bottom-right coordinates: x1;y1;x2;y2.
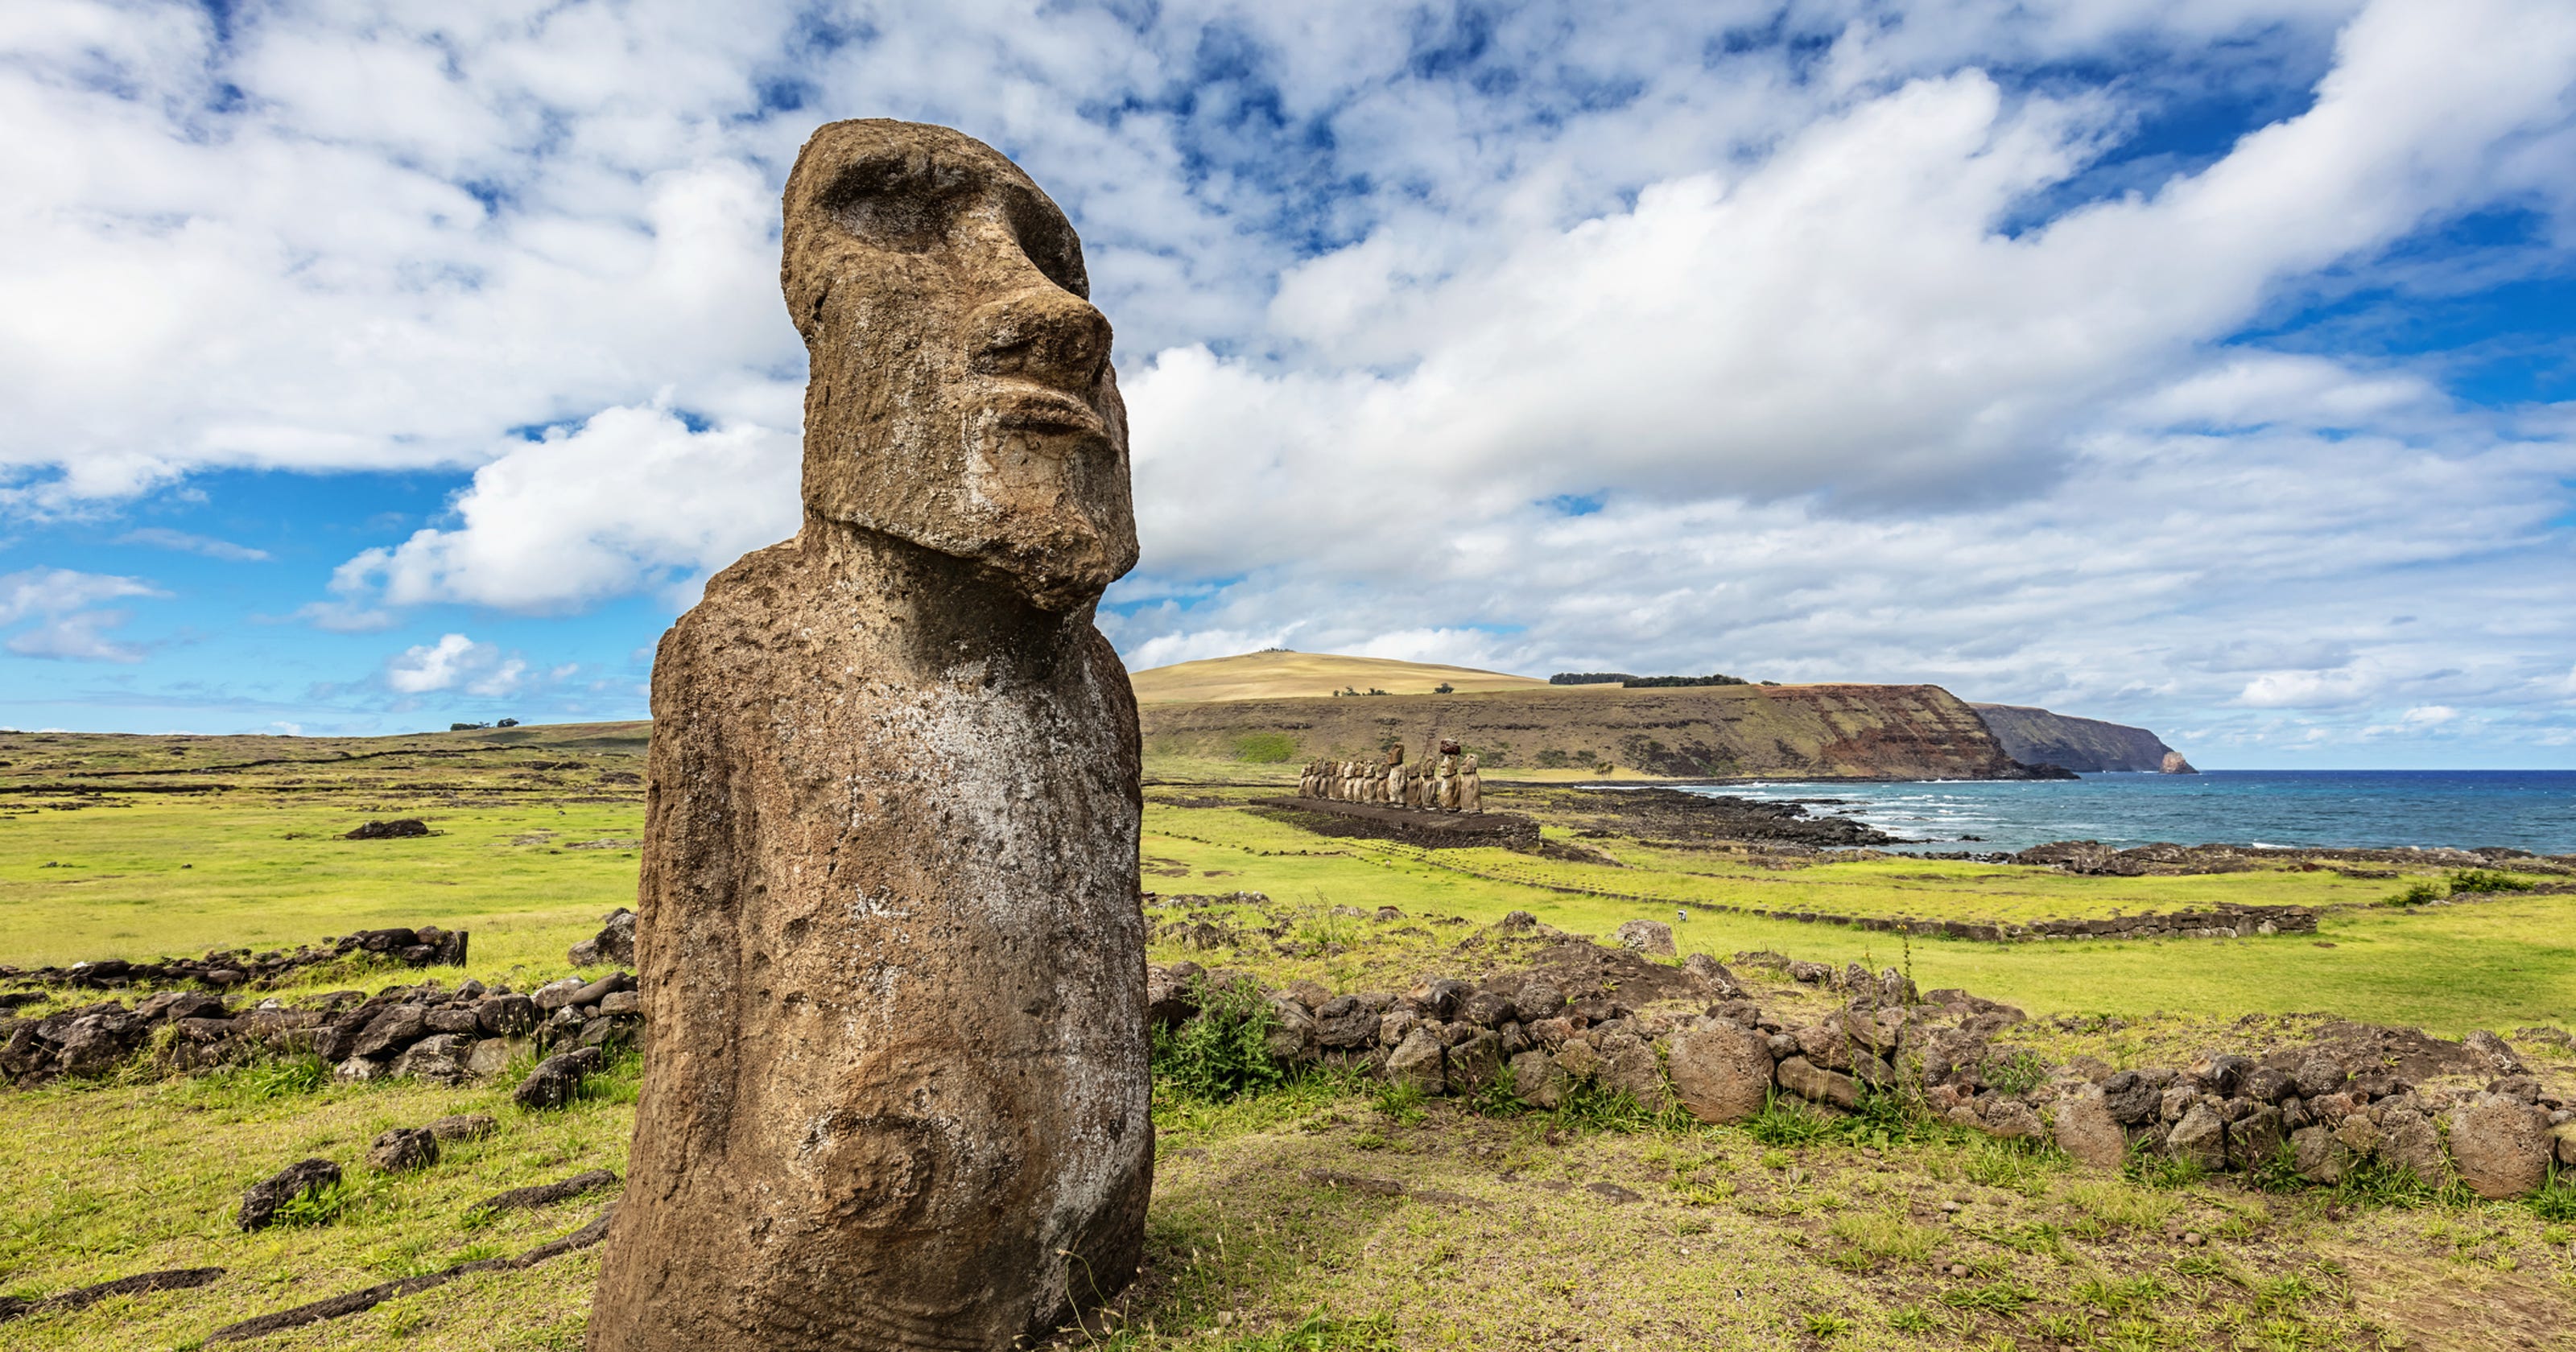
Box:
2;0;2573;766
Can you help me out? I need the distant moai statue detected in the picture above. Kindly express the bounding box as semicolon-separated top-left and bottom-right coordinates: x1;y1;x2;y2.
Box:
1458;752;1482;813
1385;746;1409;806
588;122;1150;1351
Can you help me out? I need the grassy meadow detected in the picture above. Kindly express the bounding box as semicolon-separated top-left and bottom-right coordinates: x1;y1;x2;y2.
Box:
2;729;2572;1348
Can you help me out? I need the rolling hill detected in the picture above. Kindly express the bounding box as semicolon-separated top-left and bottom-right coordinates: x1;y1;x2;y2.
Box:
1127;650;1552;703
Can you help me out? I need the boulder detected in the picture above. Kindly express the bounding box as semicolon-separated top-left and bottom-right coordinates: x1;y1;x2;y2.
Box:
530;978;588;1013
1385;1027;1447;1095
423;1006;481;1036
389;1033;475;1086
1145;964;1202;1029
1775;1055;1857;1111
2168;1103;2227;1171
2291;1125;2353;1183
2462;1030;2526;1077
1612;920;1675;956
1509;1050;1567;1110
513;1046;604;1111
1551;1039;1603;1082
1978;1097;2046;1141
1665;1023;1772;1125
344;818;429;840
1513;979;1567;1020
2053;1089;2128;1169
426;1113;497;1142
1447;1031;1503;1094
1682;954;1741;997
349;1004;428;1059
2550;1121;2576;1169
2233;1105;2286;1169
2447;1094;2551;1199
1313;997;1376;1050
476;994;538;1037
466;1037;529;1078
1264;1000;1318;1064
600;990;642;1016
238;1158;341;1230
1596;1032;1665;1107
1457;991;1517;1029
367;1127;440;1173
2292;1057;2346;1099
332;1054;386;1082
1377;1010;1420;1049
568;908;638;967
2376;1106;2449;1185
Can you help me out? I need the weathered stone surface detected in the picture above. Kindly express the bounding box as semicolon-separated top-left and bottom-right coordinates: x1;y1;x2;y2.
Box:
2291;1125;2353;1184
2168;1103;2227;1171
1551;1039;1602;1082
476;995;537;1037
1265;999;1319;1064
2053;1088;2128;1169
349;1005;427;1060
367;1127;440;1174
426;1113;497;1143
514;1047;602;1112
1978;1096;2046;1141
1665;1023;1771;1125
239;1159;340;1231
466;1037;527;1078
1385;1027;1448;1094
2234;1105;2286;1169
2376;1107;2449;1185
1509;1050;1566;1109
389;1033;473;1086
2447;1094;2550;1199
1447;1030;1503;1094
568;908;637;967
588;122;1151;1352
1596;1032;1666;1107
1776;1055;1858;1111
1612;919;1675;956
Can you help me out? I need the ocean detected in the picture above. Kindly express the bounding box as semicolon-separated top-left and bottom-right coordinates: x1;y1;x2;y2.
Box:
1686;769;2576;855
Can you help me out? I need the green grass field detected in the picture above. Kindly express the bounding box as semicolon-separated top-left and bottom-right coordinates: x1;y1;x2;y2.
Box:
2;732;2573;1348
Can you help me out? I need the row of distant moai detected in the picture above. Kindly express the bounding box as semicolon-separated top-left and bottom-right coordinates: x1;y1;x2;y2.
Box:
1299;740;1483;813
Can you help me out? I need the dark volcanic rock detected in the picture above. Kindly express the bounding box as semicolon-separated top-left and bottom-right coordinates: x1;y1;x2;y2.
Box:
343;818;429;840
239;1159;341;1230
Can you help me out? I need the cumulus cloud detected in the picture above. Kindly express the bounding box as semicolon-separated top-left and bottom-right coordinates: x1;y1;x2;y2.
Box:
385;633;526;697
0;567;163;662
335;398;801;614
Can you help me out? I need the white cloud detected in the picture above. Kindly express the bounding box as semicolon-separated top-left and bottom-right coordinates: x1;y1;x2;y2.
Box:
335;398;800;614
115;527;270;562
0;567;163;663
385;633;526;697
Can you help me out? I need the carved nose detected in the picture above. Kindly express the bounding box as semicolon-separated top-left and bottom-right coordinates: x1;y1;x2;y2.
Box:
966;285;1111;391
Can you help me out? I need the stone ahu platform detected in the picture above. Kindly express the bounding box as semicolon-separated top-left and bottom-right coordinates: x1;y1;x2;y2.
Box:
1249;796;1540;849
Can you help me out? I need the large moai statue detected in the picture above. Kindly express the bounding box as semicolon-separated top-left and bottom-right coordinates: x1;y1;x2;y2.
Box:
1458;753;1483;814
588;121;1150;1351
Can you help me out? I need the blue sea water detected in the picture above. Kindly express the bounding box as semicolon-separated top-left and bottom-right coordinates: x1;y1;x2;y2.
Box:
1689;770;2576;855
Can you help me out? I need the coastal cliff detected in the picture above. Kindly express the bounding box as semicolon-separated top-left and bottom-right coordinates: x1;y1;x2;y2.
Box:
1971;703;2191;773
1141;682;2067;781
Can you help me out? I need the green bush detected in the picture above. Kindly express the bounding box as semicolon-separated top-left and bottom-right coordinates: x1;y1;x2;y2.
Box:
1233;733;1296;764
1151;979;1285;1104
2446;868;2533;895
2387;879;2448;907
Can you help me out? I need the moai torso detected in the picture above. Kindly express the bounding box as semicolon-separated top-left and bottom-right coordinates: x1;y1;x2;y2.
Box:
590;121;1149;1352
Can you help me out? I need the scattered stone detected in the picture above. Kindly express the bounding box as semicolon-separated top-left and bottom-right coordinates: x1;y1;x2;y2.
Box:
239;1159;341;1231
366;1127;440;1174
567;908;637;967
343;819;429;840
1612;919;1675;956
2168;1103;2227;1171
388;1033;473;1086
1775;1055;1858;1111
426;1113;497;1143
473;1169;619;1216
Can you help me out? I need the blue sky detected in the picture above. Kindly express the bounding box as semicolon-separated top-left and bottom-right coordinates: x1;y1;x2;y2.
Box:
2;0;2574;766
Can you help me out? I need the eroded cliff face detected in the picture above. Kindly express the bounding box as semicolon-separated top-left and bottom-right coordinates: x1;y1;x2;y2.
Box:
1969;703;2182;773
1144;683;2058;780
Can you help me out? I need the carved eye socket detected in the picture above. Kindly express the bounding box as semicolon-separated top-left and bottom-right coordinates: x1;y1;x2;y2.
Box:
1003;189;1089;300
822;155;974;254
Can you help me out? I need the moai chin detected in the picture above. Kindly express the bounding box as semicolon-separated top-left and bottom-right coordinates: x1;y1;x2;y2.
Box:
588;120;1150;1351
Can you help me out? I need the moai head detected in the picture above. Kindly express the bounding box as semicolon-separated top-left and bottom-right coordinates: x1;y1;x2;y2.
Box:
782;120;1138;612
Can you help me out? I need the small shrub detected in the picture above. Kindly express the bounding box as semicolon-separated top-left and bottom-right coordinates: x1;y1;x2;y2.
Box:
2387;880;2448;906
1467;1066;1526;1119
2245;1140;2306;1193
2447;868;2533;894
1887;1306;1942;1334
1802;1311;1854;1338
1152;979;1285;1104
1368;1078;1427;1127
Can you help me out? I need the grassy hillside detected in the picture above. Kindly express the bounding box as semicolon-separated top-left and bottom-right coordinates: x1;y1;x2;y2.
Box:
1129;651;1551;703
1140;682;2041;781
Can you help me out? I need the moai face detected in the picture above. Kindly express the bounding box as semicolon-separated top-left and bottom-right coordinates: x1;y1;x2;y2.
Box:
782;120;1138;612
